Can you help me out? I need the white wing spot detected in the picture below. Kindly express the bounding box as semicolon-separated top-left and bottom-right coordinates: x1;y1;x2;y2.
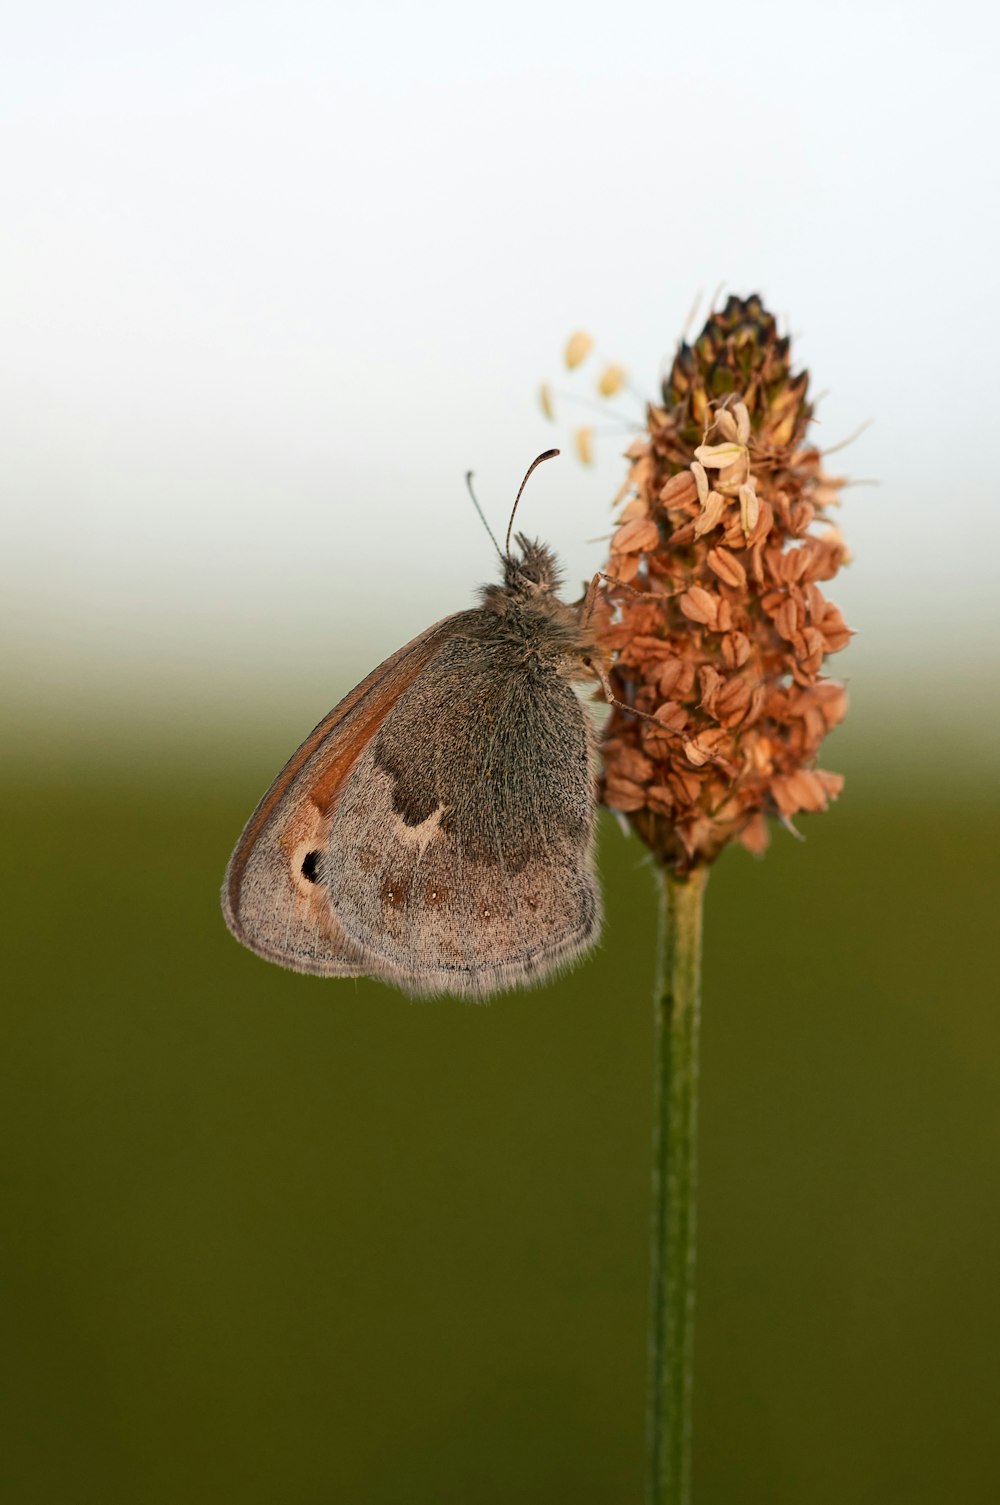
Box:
391;803;449;854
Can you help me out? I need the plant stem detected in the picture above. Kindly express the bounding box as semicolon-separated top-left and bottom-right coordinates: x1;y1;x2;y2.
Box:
646;864;708;1505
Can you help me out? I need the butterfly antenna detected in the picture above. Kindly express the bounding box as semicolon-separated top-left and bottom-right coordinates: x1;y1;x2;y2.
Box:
505;449;560;557
464;471;504;563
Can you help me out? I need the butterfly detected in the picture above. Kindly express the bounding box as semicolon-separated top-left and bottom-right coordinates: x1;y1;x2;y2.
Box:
221;451;623;998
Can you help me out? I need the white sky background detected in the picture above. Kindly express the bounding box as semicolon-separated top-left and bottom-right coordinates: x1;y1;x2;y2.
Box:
2;0;998;734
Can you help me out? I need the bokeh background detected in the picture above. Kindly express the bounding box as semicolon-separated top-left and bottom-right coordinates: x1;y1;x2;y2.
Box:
3;3;999;1502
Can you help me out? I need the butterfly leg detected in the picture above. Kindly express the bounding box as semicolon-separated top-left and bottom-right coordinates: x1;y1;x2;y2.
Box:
579;571;678;628
586;655;684;737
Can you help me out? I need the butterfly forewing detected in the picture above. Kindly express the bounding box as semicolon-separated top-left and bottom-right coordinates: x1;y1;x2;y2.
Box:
222;614;474;976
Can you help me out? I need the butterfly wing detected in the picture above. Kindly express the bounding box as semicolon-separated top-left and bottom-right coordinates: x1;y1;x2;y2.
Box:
222;612;476;976
316;630;602;997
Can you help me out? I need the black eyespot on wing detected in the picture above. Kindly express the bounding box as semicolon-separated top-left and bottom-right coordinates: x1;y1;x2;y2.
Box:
301;850;323;883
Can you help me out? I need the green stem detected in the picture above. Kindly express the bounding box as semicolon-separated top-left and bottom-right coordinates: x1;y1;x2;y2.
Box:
646;864;708;1505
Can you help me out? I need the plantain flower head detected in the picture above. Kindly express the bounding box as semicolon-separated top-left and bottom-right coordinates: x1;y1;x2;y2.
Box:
598;294;852;871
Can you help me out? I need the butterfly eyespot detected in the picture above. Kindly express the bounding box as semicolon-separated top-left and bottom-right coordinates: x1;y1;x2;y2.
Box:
425;885;450;907
300;850;323;883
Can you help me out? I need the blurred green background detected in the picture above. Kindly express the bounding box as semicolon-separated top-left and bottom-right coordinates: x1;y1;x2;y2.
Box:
3;693;997;1505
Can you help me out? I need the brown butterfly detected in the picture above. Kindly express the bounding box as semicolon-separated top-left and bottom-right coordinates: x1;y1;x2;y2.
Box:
222;451;625;998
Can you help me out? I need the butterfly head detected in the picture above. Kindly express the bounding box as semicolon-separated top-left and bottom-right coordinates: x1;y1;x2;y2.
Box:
503;533;563;597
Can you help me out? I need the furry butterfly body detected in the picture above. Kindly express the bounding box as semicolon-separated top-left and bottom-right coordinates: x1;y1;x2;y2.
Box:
222;535;604;998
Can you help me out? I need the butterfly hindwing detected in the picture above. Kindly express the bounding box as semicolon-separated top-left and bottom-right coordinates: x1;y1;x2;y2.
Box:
317;629;602;997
